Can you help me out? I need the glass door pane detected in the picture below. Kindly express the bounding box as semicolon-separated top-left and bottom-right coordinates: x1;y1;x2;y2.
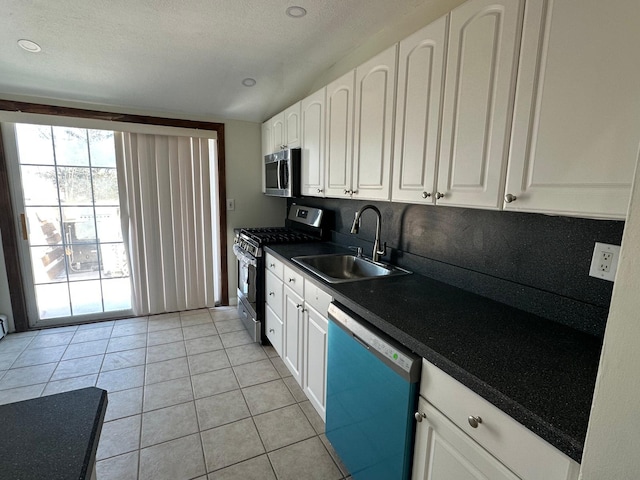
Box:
13;124;132;325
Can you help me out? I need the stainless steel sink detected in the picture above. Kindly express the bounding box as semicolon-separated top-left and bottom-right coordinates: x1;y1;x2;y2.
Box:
292;253;411;283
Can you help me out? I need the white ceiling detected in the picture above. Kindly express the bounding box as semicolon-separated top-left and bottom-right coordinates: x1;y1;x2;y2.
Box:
1;0;447;123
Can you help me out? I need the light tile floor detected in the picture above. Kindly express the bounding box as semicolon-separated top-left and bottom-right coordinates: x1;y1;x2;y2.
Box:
0;307;351;480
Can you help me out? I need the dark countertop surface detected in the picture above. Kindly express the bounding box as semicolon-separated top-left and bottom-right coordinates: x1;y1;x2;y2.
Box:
0;387;108;480
266;243;602;463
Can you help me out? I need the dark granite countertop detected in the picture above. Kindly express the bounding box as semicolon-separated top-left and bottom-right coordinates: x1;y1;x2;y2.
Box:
0;387;108;480
266;243;602;463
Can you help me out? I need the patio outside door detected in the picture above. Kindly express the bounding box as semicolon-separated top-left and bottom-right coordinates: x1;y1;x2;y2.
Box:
7;123;132;327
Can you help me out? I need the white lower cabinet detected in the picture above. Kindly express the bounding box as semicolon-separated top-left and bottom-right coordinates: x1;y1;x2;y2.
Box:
265;256;332;420
413;397;519;480
283;285;304;385
303;304;328;420
265;304;283;357
413;360;580;480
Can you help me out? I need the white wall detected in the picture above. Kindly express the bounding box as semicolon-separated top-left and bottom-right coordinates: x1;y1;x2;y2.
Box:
222;119;286;304
0;94;284;317
579;156;640;477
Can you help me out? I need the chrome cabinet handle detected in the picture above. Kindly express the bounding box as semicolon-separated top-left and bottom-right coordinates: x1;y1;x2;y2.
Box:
269;328;275;333
435;192;445;200
288;278;295;283
269;263;275;268
317;188;323;193
468;416;482;428
296;304;302;309
414;411;427;422
268;291;275;296
422;192;431;199
504;193;517;203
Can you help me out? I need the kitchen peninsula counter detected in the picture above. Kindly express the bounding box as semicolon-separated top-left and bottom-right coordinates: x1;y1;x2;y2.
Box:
0;387;107;480
266;242;602;463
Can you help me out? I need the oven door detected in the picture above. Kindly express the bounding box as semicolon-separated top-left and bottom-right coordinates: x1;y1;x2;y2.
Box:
233;245;261;342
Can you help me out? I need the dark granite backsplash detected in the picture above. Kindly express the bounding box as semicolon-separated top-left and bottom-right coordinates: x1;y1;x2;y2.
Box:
288;197;625;337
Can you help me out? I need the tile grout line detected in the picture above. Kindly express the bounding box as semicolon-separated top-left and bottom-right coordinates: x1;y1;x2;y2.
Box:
183;309;210;480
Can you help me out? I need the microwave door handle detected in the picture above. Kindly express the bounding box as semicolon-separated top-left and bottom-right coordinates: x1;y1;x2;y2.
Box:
277;159;283;190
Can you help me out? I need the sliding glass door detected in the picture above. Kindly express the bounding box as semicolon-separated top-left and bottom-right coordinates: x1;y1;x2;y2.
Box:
6;123;132;327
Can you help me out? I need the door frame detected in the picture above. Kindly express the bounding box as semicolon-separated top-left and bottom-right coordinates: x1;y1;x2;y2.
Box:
0;100;229;331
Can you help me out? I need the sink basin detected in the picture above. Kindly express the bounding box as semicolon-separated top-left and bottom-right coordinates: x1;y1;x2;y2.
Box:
292;253;411;283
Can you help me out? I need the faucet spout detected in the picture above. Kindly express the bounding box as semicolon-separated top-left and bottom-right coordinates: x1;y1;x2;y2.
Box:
350;205;387;263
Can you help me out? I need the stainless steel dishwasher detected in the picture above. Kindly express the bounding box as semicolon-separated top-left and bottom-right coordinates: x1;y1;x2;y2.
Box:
326;302;421;480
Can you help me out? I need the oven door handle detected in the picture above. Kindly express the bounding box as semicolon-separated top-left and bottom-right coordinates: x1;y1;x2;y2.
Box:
233;244;257;267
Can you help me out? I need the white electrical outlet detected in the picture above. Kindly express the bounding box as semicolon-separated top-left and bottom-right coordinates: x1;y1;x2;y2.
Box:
226;199;235;211
589;242;621;282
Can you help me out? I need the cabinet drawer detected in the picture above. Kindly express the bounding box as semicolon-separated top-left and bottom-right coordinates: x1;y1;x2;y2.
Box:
265;270;283;318
283;264;304;297
265;304;283;356
304;280;332;316
265;253;284;280
420;360;579;480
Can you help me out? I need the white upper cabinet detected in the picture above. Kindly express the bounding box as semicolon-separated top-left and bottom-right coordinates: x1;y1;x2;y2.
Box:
284;102;301;149
301;88;326;197
261;121;272;193
437;0;524;209
505;0;640;219
271;112;285;151
268;103;301;153
392;15;448;205
353;45;398;201
325;70;356;198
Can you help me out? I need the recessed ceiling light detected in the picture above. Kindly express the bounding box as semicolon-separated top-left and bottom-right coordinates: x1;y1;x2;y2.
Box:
286;6;307;18
17;39;41;53
242;78;257;87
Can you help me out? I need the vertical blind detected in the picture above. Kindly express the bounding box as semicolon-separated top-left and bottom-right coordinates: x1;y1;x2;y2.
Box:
115;132;219;315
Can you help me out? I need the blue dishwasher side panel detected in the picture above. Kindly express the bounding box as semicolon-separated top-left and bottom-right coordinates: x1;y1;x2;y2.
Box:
326;321;418;480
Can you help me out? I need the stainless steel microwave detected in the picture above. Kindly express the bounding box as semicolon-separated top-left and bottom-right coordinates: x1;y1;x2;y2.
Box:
264;148;301;197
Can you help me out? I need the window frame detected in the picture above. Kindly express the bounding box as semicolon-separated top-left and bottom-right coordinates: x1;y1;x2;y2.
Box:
0;100;228;331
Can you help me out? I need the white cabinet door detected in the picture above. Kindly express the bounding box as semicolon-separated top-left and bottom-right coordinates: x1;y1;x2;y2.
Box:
412;398;520;480
392;16;448;205
265;269;283;318
437;0;524;209
261;121;272;193
283;285;304;385
265;304;284;357
301;88;326;197
303;304;328;421
284;102;301;149
353;44;398;201
505;0;640;219
271;112;285;151
325;70;356;198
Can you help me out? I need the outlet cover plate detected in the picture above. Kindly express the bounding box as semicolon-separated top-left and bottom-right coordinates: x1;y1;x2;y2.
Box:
589;242;621;282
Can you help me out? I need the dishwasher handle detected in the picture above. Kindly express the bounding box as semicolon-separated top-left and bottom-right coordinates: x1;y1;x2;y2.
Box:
328;302;421;383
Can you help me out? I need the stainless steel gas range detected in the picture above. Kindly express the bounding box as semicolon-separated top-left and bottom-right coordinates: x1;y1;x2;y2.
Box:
233;205;326;344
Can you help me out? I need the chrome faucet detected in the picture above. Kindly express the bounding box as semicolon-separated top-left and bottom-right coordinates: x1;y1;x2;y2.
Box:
350;205;387;263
